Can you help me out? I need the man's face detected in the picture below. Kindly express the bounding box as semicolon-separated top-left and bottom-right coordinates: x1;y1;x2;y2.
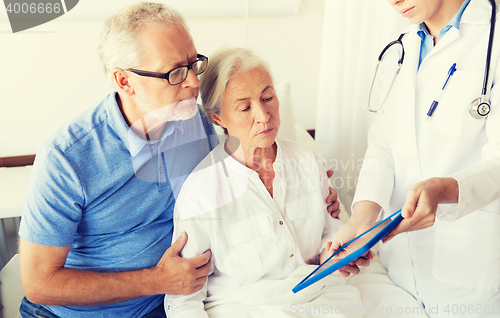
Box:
130;24;200;123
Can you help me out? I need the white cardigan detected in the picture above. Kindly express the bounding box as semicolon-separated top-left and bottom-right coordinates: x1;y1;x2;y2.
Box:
166;138;348;317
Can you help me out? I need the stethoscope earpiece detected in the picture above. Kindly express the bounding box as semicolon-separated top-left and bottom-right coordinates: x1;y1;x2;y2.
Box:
470;98;491;119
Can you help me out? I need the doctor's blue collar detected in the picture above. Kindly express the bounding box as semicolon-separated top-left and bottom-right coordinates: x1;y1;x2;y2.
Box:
417;0;471;68
417;0;471;42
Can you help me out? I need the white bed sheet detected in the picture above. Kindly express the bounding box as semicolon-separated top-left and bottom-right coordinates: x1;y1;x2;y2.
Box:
346;247;428;318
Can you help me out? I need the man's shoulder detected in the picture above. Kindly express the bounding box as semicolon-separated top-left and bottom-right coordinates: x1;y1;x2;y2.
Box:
45;93;117;154
196;104;216;134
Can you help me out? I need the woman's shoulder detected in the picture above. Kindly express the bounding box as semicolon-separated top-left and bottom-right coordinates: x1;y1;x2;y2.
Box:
175;143;243;220
276;138;323;162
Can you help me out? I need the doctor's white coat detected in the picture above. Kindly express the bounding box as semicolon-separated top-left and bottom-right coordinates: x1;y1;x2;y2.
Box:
353;0;500;314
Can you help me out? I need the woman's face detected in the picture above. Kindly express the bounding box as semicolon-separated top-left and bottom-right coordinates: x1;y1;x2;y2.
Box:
212;67;280;150
387;0;446;25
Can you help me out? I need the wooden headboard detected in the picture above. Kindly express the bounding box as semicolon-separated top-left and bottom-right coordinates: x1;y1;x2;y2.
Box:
0;130;314;168
0;155;36;168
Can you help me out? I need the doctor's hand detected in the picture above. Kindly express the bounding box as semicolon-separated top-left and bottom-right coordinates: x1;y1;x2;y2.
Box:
153;231;212;295
383;177;459;243
326;169;341;219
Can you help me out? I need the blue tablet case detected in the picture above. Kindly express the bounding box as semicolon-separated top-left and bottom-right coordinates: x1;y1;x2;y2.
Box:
292;209;403;293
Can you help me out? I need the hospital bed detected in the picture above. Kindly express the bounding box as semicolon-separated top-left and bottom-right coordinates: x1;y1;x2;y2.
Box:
0;81;427;318
0;166;29;318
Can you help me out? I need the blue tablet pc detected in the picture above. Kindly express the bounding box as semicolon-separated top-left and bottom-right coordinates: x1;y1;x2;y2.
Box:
292;209;403;293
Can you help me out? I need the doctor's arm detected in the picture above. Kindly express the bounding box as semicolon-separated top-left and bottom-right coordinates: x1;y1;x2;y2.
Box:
318;161;374;275
387;57;500;240
327;106;396;269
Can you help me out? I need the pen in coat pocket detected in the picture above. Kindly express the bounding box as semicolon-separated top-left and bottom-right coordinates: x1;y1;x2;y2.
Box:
426;63;457;119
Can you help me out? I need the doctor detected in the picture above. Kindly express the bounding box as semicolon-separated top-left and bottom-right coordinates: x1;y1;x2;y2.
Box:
330;0;500;316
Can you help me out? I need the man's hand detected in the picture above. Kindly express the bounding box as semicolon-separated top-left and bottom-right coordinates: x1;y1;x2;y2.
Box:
154;231;211;295
383;177;458;243
326;169;340;218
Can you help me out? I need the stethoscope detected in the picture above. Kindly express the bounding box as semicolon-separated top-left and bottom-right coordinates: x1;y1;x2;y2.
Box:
367;0;496;119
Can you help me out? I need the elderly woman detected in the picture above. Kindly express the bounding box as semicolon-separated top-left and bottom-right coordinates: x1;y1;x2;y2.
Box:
166;48;364;318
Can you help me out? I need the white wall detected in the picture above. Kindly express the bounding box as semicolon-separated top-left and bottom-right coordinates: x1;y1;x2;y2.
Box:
187;0;325;130
0;0;324;157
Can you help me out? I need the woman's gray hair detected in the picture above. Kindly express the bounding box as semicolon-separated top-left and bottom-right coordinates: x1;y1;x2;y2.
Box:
97;2;189;88
200;48;272;132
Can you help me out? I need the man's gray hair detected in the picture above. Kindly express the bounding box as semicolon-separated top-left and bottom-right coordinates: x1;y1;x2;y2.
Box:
97;1;189;88
200;48;272;132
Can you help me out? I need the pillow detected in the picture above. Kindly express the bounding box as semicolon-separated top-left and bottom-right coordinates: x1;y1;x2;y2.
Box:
275;81;297;141
276;81;324;160
275;81;348;219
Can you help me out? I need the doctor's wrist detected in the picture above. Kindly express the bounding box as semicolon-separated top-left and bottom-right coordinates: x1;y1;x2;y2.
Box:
434;177;459;204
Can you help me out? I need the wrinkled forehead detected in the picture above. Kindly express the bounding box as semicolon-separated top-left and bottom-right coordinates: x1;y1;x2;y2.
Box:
234;66;273;86
136;23;197;70
225;67;275;99
232;63;271;78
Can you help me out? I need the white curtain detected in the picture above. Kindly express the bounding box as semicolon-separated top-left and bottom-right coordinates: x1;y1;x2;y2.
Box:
315;0;407;214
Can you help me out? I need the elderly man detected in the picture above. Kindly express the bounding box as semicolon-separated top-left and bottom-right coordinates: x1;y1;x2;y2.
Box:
18;2;343;318
19;3;215;317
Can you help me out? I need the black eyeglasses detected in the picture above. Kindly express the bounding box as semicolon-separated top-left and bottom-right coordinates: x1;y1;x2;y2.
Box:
126;54;208;85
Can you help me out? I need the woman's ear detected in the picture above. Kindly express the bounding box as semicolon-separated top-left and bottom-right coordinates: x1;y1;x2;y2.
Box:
211;113;225;128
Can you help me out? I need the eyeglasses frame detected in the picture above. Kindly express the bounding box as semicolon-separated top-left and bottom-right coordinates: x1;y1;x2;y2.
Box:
126;54;208;85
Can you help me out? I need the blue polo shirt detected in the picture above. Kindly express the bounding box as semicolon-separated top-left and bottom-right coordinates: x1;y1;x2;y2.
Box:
19;92;217;317
417;0;471;68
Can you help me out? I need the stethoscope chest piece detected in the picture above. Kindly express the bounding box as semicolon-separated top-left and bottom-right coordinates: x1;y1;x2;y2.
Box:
470;98;491;119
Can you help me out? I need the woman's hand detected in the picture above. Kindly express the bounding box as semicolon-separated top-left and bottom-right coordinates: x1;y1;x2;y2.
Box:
319;201;381;277
319;226;374;277
319;244;374;277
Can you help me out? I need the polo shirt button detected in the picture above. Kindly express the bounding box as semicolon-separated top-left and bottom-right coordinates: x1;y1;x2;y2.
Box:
279;221;283;225
290;254;294;258
167;305;171;310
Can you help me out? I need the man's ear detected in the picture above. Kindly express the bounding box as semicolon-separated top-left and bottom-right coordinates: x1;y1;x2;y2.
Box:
210;113;225;128
113;68;134;95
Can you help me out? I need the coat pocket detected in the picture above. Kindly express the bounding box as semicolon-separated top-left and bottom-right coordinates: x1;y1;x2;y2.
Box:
432;71;486;136
432;210;500;290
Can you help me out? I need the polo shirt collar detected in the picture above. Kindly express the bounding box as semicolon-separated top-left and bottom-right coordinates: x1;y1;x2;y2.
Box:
105;92;186;157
